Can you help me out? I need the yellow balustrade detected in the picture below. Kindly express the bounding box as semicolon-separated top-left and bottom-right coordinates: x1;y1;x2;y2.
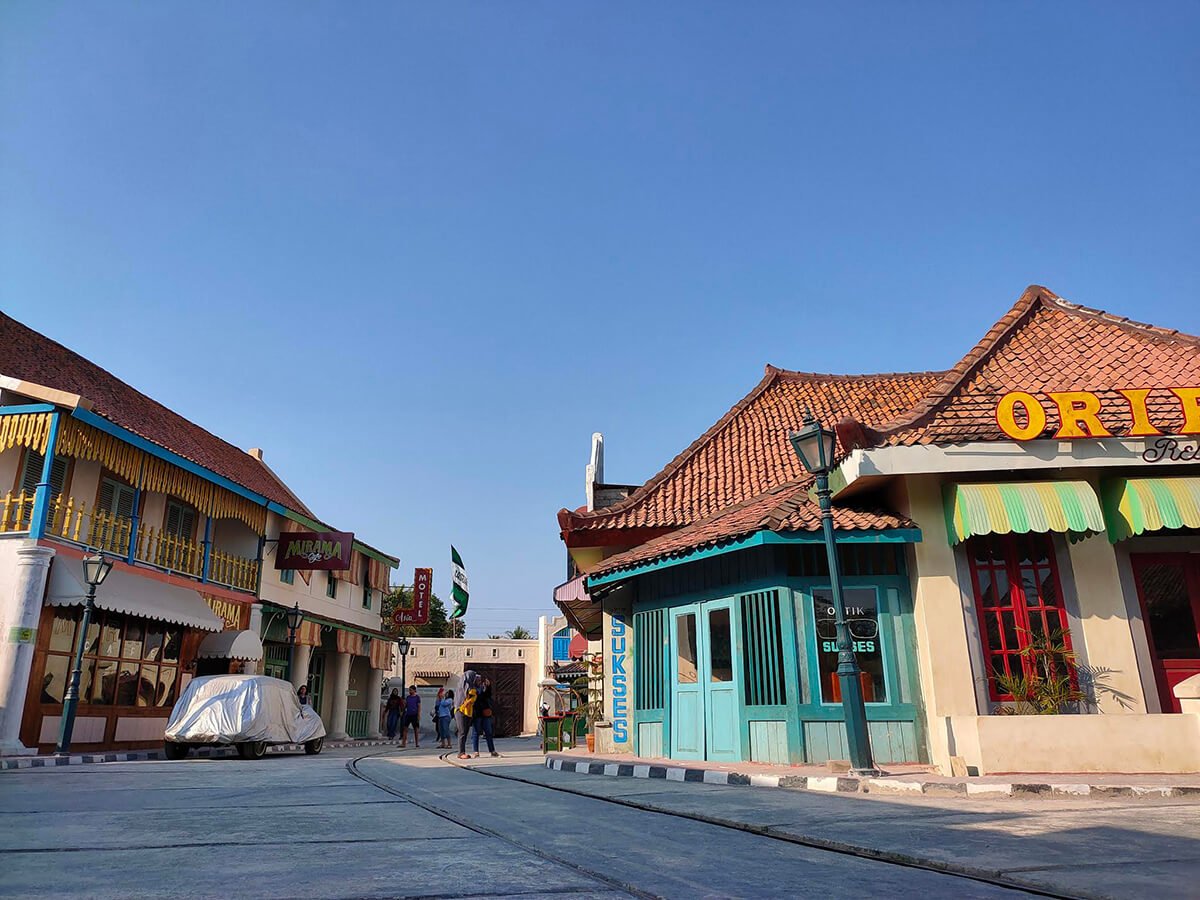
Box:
0;492;35;533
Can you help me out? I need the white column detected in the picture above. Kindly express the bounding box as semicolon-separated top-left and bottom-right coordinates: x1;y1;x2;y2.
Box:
290;643;312;691
366;666;384;738
328;651;351;739
0;545;55;755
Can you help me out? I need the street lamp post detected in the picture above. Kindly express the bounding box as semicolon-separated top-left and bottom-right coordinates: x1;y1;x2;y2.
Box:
57;553;114;755
396;634;411;693
286;602;304;682
789;411;880;777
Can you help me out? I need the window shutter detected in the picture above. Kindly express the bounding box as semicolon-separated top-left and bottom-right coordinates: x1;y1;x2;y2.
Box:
98;479;116;515
165;502;181;536
114;484;135;519
181;507;196;541
18;452;67;498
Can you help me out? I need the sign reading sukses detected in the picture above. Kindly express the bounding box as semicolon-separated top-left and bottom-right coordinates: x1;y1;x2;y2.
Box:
996;388;1200;441
275;531;353;570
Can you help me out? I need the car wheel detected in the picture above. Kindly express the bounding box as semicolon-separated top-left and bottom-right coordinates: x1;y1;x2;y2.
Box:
237;741;267;760
304;737;323;755
163;741;189;761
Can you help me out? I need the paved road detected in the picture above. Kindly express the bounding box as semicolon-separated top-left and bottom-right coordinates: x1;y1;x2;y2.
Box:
3;740;1195;899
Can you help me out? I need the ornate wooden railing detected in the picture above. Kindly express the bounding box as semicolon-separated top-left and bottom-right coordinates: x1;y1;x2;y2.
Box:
0;491;35;533
41;496;259;592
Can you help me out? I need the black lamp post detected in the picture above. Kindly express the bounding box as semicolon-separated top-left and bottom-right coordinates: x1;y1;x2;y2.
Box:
57;553;114;755
286;602;304;682
396;633;411;694
789;410;880;777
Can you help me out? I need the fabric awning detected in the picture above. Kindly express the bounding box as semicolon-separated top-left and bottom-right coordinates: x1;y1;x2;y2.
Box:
1102;477;1200;543
45;562;224;631
553;574;602;639
197;629;264;661
944;481;1105;545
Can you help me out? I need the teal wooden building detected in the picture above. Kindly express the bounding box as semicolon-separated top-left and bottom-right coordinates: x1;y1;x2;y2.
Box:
555;367;942;765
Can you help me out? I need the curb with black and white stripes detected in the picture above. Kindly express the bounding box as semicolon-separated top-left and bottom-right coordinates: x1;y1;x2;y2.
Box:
0;738;400;771
544;754;1200;800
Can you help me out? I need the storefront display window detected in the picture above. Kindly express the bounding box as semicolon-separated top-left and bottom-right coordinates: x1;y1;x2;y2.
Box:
966;533;1072;699
676;613;698;684
41;608;184;709
812;588;887;703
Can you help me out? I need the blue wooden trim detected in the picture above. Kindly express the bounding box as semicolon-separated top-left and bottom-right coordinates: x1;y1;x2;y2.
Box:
0;403;56;416
28;412;62;540
201;516;213;583
587;527;923;589
71;408;269;506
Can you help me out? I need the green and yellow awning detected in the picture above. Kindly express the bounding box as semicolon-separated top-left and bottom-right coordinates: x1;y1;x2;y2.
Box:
1102;477;1200;543
944;481;1105;545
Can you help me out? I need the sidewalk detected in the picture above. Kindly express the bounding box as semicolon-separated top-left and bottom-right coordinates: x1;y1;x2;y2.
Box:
545;747;1200;799
0;737;399;770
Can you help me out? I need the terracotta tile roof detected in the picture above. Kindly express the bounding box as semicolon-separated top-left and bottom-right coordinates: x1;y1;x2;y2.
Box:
873;286;1200;445
559;368;943;536
0;312;307;510
589;479;914;577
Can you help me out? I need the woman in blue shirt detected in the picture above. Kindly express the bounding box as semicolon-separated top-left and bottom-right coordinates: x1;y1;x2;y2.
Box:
435;689;455;749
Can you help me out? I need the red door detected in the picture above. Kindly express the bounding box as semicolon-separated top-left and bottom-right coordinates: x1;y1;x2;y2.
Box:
1131;554;1200;713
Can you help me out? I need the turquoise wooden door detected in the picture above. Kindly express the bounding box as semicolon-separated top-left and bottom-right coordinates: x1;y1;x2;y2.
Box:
702;600;740;762
669;605;704;759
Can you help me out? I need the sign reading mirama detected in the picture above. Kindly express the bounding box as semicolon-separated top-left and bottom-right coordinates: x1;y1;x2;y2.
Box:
275;531;354;571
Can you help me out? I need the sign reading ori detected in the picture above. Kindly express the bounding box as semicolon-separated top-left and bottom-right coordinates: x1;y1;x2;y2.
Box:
275;531;353;571
996;388;1200;441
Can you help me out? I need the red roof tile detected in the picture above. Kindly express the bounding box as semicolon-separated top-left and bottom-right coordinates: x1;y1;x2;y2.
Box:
0;312;307;510
559;367;943;536
590;479;913;577
874;286;1200;445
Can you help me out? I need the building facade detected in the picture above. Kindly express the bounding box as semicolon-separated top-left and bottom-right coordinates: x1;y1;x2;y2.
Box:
556;286;1200;774
0;312;398;753
389;636;541;736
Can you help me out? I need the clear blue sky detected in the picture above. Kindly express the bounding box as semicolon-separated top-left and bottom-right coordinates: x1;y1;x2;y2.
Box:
2;4;1197;636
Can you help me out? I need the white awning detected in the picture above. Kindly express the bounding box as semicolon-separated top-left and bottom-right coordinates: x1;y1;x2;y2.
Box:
196;629;264;661
45;561;224;632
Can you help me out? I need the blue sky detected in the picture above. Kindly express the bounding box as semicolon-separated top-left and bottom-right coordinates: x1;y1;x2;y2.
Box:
2;4;1197;635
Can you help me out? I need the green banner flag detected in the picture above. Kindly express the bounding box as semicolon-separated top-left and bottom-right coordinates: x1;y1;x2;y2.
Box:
449;545;469;619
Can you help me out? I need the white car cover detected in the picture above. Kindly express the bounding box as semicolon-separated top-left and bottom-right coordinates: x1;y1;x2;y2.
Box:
164;674;326;745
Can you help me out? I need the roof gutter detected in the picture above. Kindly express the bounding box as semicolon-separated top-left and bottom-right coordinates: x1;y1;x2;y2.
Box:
585;526;922;589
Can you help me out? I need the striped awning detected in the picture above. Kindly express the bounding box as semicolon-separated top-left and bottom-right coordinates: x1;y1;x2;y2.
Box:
944;481;1105;545
1102;477;1200;543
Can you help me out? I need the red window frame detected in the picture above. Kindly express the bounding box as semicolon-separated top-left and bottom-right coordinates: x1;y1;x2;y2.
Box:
965;533;1074;701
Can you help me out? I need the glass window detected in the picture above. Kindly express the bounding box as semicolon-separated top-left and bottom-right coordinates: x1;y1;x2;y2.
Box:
708;608;733;682
966;534;1073;699
144;626;164;662
49;611;76;653
326;574;337;598
812;588;887;703
121;621;144;660
92;660;117;704
676;613;698;684
115;661;139;705
1137;561;1200;658
41;654;69;703
362;587;372;610
280;568;295;585
99;621;121;657
136;665;158;707
162;628;181;663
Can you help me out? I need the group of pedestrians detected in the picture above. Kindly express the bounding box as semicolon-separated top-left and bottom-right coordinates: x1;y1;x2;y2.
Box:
380;670;498;758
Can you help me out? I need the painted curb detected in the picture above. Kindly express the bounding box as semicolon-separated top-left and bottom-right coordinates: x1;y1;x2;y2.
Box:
0;738;400;771
544;755;1200;800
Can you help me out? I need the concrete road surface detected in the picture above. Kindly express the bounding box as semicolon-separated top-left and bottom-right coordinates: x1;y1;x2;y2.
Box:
0;739;1193;898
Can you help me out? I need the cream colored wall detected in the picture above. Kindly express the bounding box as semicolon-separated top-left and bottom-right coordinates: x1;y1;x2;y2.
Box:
1063;533;1147;714
212;518;258;559
901;474;981;771
257;512;384;632
393;637;540;733
948;713;1200;774
0;448;21;496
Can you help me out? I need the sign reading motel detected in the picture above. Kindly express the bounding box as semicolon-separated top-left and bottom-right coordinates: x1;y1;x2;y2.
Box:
275;530;353;570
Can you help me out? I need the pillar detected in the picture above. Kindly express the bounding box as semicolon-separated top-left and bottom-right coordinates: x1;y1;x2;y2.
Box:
1065;533;1147;714
247;603;264;676
290;643;312;691
0;545;55;755
328;650;351;739
366;666;384;738
903;475;981;773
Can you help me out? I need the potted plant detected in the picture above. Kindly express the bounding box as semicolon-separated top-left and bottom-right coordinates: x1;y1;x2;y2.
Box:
571;652;605;752
991;627;1122;714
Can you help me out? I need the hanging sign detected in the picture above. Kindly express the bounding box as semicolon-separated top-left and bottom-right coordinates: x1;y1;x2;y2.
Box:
996;388;1200;441
275;531;353;570
392;568;432;626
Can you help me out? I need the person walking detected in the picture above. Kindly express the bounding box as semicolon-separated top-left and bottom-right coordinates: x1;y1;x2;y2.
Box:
456;670;480;759
297;685;311;707
385;687;402;740
435;689;455;749
400;685;421;748
473;676;498;758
